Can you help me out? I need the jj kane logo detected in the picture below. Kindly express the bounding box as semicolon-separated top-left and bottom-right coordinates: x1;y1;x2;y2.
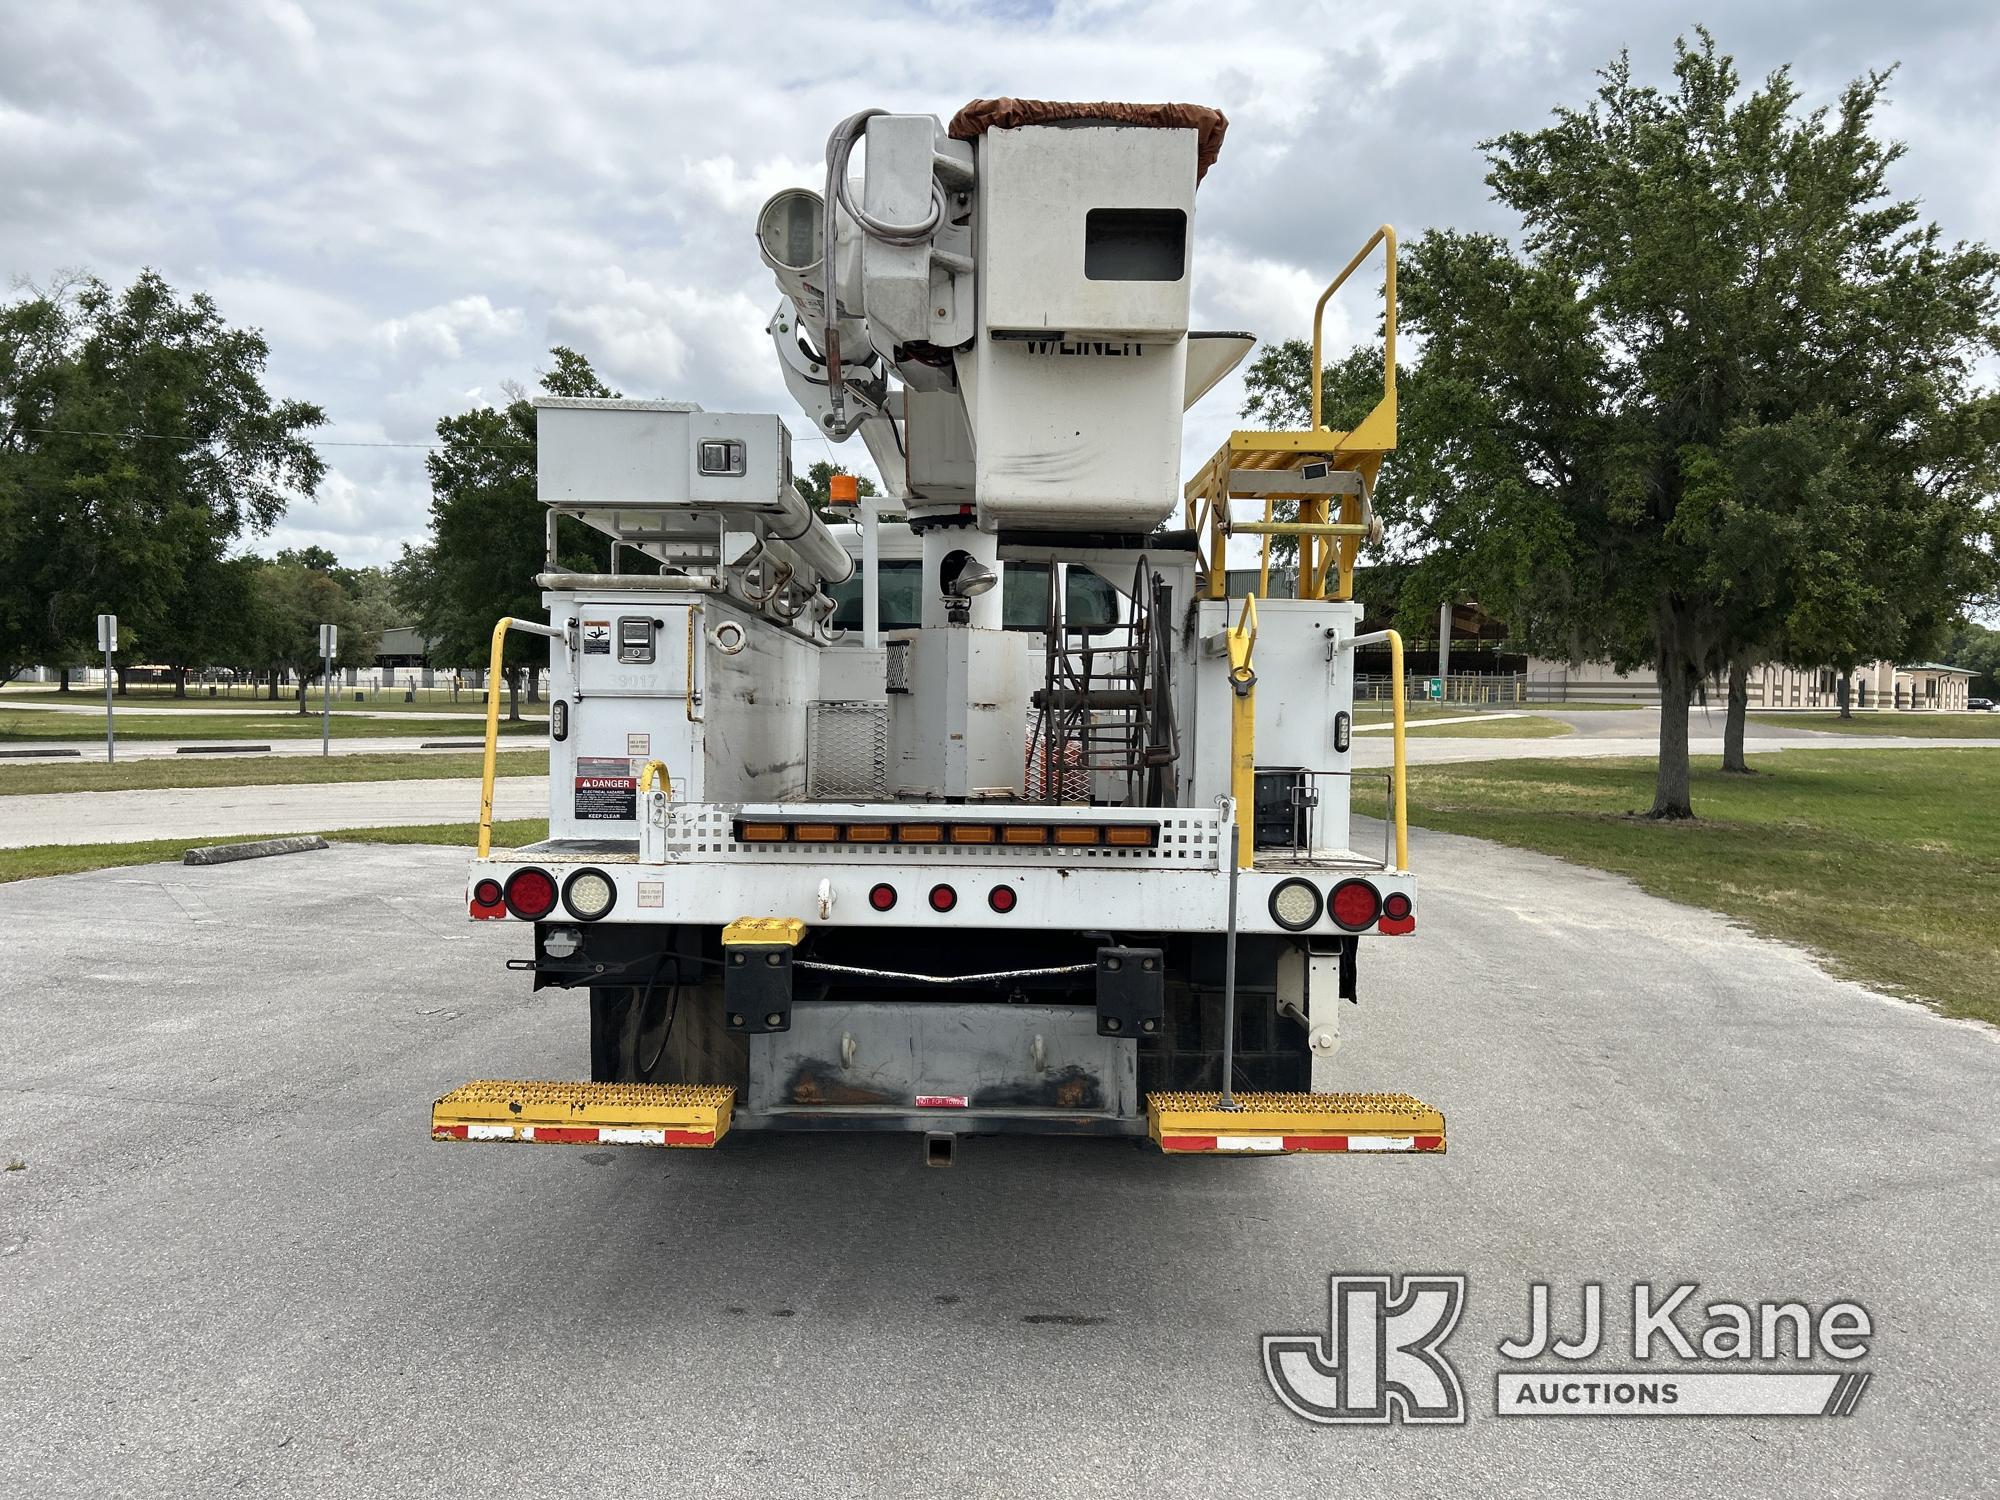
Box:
1264;1274;1469;1424
1266;1276;1874;1425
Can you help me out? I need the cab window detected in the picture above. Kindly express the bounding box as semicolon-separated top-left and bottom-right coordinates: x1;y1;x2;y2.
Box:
1003;564;1118;632
828;560;923;631
828;560;1117;633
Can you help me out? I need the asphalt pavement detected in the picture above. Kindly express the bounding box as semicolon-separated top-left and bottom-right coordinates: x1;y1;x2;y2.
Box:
2;839;1993;1498
0;775;548;847
0;698;539;722
0;735;530;763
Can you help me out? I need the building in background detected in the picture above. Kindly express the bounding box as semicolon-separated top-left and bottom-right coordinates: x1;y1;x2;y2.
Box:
1525;656;1972;709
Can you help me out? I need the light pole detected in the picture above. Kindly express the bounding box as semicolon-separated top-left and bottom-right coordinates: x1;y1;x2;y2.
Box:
1438;600;1451;696
97;613;118;764
318;623;337;756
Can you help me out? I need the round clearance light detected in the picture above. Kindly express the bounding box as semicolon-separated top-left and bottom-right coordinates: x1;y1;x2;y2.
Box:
988;885;1018;914
562;868;616;921
503;867;558;921
868;883;898;912
1329;878;1382;932
1383;891;1413;922
472;878;503;908
928;883;957;913
1268;877;1322;932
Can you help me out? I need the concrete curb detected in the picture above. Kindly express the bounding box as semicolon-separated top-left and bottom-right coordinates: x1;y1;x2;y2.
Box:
183;835;330;866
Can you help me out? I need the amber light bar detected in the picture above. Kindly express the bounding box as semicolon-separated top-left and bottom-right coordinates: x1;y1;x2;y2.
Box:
731;818;1159;849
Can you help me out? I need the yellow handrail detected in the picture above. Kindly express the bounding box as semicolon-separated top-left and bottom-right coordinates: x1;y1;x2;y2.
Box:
639;759;672;799
1226;595;1259;869
1232;520;1371;537
1340;627;1410;873
1310;224;1397;434
1385;628;1408;872
476;617;513;859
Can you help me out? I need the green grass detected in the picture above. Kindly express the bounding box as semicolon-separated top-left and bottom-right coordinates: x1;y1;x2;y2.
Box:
0;819;550;884
1405;750;2000;1026
1351;706;1573;738
0;749;548;796
0;709;546;743
1748;712;2000;738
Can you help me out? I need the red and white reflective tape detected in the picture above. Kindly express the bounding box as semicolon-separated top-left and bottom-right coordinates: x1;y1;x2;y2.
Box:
1159;1133;1444;1154
432;1123;716;1146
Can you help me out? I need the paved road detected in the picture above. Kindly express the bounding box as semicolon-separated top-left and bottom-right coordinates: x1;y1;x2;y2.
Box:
0;775;548;847
0;698;542;722
2;840;1992;1498
0;735;539;763
8;726;1993;847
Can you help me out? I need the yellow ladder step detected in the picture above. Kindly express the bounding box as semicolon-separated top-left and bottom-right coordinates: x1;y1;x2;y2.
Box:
1148;1090;1445;1156
432;1079;734;1148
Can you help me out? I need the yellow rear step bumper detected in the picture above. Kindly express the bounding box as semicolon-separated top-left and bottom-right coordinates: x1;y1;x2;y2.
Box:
1148;1091;1445;1155
432;1080;734;1148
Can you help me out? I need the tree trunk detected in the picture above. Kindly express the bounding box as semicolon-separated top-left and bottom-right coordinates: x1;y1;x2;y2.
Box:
505;665;521;722
1837;670;1854;720
114;665;128;697
267;670;280;702
58;668;71;693
173;666;187;700
525;664;541;703
296;672;311;714
1649;649;1696;820
1721;653;1753;775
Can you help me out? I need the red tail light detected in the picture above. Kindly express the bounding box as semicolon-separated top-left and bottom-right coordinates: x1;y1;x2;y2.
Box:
470;877;505;919
1382;891;1413;921
869;882;898;912
928;884;957;913
503;867;558;921
1328;878;1381;931
988;885;1017;914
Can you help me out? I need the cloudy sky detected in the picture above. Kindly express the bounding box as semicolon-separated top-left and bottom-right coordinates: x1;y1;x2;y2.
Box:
4;0;1996;570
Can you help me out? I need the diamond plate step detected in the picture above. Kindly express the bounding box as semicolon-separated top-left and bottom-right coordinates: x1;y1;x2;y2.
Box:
1148;1090;1445;1155
432;1079;734;1148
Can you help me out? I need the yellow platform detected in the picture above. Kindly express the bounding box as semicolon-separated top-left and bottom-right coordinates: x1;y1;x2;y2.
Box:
1148;1090;1445;1155
1184;225;1397;604
432;1079;734;1148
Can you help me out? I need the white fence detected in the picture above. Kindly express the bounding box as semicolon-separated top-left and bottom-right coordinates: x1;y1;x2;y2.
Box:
1355;672;1527;706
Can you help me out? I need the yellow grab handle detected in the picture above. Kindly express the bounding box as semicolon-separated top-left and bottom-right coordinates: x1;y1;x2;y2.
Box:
477;617;512;859
639;759;673;799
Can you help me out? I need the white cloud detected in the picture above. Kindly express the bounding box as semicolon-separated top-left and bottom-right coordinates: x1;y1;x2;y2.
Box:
375;294;526;366
2;0;1995;573
683;154;820;217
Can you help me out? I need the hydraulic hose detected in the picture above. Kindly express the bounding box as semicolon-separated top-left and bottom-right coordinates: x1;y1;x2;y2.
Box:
820;107;946;431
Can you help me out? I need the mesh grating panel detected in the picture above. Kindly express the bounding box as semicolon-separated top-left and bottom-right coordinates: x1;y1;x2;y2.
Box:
806;701;889;799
